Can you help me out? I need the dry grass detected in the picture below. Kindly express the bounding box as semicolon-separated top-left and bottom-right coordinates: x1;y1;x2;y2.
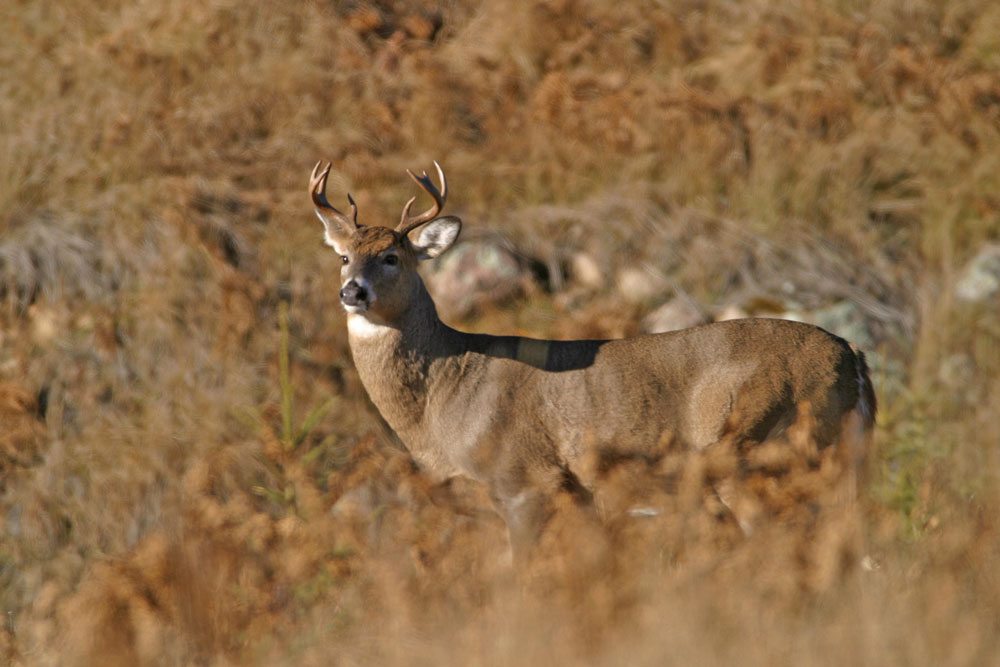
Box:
2;0;999;664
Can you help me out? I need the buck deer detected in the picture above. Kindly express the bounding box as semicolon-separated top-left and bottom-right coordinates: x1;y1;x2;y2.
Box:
310;161;876;560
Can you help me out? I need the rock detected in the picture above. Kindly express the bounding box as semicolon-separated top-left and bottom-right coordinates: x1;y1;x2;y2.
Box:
423;240;525;319
640;296;709;334
938;353;974;391
616;267;669;305
955;244;1000;303
28;304;59;346
715;304;749;322
867;350;906;399
570;252;604;290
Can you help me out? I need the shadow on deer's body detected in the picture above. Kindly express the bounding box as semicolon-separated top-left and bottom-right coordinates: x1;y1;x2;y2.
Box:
310;161;876;562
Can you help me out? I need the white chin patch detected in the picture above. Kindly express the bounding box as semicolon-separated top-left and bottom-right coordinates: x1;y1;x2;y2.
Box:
343;303;369;315
347;313;394;338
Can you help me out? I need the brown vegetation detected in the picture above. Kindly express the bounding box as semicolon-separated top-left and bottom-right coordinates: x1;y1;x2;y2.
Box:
1;0;999;664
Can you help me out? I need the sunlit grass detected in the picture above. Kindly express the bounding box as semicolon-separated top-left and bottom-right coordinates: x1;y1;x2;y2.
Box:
1;0;998;664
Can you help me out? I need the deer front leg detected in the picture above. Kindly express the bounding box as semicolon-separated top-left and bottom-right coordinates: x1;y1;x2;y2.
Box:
489;460;594;566
491;484;553;566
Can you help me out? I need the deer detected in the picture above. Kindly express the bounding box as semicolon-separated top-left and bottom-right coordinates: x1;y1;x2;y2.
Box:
309;160;877;561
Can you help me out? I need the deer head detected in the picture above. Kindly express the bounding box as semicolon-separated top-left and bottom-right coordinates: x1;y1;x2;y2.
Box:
310;161;461;322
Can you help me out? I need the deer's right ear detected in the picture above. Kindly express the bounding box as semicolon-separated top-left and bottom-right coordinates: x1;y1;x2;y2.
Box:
317;212;351;255
411;216;461;260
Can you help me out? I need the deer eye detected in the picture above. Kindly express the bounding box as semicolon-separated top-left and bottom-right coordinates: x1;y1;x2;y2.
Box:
383;254;398;266
340;255;349;265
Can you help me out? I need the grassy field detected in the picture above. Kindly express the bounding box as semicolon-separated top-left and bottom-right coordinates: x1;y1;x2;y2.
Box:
2;0;999;664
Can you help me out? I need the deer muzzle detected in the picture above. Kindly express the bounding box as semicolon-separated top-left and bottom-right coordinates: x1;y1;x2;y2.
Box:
339;279;371;312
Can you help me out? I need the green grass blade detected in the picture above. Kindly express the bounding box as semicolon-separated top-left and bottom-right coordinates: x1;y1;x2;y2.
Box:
278;300;293;449
294;397;338;447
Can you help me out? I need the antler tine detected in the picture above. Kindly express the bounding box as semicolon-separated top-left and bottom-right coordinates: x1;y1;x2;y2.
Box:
310;160;358;233
397;160;447;237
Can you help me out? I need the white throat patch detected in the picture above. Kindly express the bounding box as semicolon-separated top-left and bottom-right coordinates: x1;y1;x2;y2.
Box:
347;314;395;339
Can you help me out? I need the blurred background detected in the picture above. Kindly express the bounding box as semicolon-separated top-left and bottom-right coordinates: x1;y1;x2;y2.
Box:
1;0;999;664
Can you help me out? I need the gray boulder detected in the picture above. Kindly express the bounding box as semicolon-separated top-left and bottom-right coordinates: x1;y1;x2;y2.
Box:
423;240;526;319
955;244;1000;303
640;296;709;334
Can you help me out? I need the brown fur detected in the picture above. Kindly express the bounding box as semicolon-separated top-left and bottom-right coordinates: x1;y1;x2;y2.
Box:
317;176;877;561
351;225;402;256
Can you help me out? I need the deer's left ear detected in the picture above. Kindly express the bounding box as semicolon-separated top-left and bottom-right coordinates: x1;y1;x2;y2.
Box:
410;216;461;260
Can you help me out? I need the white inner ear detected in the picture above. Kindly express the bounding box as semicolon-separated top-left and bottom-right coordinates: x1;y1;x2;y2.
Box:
317;211;351;254
413;216;461;259
324;230;349;255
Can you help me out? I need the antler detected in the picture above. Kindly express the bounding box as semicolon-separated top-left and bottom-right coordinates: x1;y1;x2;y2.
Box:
397;161;447;237
310;161;358;234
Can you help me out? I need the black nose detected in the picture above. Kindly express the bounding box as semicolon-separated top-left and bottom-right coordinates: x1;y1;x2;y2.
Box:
340;280;367;306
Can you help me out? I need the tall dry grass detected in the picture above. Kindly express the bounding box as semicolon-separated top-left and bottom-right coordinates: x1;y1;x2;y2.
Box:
1;0;999;664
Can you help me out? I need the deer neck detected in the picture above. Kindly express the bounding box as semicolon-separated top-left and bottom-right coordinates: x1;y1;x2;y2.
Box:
345;279;451;438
